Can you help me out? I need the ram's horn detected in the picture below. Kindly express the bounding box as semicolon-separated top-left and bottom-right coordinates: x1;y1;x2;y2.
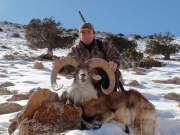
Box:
51;56;78;91
85;58;115;95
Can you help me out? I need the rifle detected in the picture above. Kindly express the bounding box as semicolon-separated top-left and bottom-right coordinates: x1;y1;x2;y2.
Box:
78;11;86;22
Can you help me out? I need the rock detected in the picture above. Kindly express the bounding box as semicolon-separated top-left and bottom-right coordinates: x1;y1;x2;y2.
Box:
8;88;59;134
33;102;81;124
7;89;35;101
33;62;44;69
135;71;146;75
8;121;18;135
17;88;59;124
173;77;180;84
0;69;8;74
0;87;12;95
166;79;175;84
19;103;82;135
0;102;23;114
9;88;82;135
164;92;180;102
153;80;166;84
19;102;82;135
131;67;146;72
7;94;29;101
0;81;14;87
0;74;8;77
8;111;24;135
153;77;180;85
4;54;15;60
128;80;140;86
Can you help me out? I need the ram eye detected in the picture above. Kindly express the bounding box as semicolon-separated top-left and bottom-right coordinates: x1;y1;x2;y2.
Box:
88;71;92;74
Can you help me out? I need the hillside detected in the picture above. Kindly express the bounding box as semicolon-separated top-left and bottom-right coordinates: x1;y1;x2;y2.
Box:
0;21;180;135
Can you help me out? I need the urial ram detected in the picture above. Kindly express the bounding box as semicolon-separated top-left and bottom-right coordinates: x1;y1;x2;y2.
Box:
51;56;157;135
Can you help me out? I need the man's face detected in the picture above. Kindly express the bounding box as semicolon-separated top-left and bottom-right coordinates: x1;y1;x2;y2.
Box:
79;29;95;45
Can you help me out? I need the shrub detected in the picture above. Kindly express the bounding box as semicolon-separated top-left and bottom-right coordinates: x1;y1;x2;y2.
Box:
117;33;124;36
145;31;180;59
139;58;165;69
66;29;73;32
14;25;21;29
25;17;77;58
148;35;154;39
0;28;3;32
12;33;20;38
105;34;137;53
4;21;8;24
73;33;78;38
134;34;141;40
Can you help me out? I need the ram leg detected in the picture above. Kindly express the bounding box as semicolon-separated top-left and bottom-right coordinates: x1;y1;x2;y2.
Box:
91;110;114;125
141;118;157;135
81;119;100;130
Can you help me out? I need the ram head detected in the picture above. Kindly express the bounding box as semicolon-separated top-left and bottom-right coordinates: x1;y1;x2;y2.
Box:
51;56;115;96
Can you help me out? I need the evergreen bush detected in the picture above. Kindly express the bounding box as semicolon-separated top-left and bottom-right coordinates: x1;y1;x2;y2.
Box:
139;58;165;69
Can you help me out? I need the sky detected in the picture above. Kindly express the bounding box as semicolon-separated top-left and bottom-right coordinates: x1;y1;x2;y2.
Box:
0;22;180;135
0;0;180;36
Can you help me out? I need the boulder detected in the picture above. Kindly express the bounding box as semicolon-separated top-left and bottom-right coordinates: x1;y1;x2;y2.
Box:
173;77;180;84
153;77;180;85
33;62;44;69
7;89;35;101
19;103;82;135
0;81;14;87
0;102;23;114
153;80;166;84
4;54;15;60
8;121;18;135
8;88;82;135
166;79;175;84
128;80;140;86
0;87;12;95
7;94;28;101
135;71;146;75
164;92;180;102
17;88;59;124
131;67;146;72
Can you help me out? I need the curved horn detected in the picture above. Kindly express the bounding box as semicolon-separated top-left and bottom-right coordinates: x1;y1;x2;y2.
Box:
51;56;78;91
85;58;115;95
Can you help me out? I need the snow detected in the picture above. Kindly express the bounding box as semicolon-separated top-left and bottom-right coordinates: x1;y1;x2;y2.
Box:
0;21;180;135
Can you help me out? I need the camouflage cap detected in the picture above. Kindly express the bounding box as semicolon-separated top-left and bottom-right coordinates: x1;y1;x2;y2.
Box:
79;22;94;32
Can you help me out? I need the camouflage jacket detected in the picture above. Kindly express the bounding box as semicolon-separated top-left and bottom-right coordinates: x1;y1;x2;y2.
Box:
59;39;125;76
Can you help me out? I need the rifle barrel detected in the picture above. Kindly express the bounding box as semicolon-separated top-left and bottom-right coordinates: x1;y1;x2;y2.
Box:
78;11;86;22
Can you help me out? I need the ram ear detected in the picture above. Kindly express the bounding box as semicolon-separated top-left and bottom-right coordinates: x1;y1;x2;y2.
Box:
92;74;102;81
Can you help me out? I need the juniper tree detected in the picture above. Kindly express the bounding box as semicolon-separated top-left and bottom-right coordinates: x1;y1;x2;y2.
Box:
145;31;180;59
105;34;137;53
25;17;77;58
105;34;143;66
123;48;143;67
